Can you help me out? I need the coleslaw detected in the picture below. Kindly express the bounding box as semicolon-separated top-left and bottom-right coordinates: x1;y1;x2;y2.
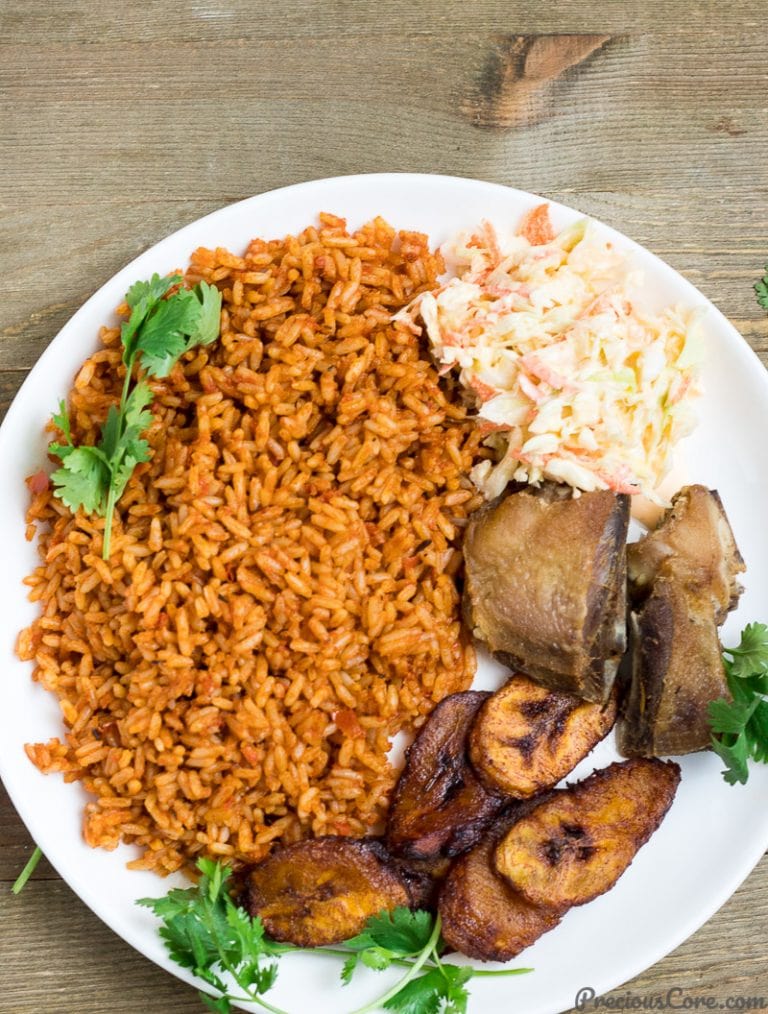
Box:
396;206;703;502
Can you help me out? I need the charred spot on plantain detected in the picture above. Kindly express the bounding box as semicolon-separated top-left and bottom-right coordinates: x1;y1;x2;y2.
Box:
541;821;594;866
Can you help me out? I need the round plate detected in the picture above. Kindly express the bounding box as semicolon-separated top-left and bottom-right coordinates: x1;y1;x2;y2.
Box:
2;173;767;1014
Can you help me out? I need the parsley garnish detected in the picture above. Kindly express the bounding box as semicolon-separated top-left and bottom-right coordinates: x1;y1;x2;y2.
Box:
756;264;768;311
138;859;531;1014
708;622;768;785
49;273;221;559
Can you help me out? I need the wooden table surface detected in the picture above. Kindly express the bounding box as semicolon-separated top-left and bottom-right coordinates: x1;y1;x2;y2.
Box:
2;2;767;1011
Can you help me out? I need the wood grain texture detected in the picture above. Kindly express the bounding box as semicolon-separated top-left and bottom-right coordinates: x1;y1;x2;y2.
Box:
463;34;614;128
1;0;767;1011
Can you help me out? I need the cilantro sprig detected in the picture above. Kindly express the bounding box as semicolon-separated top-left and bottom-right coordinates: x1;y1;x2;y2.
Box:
708;622;768;785
756;264;768;312
49;273;221;559
138;858;531;1014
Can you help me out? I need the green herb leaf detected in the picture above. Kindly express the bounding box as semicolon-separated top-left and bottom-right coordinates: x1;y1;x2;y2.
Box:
756;264;768;312
50;446;111;514
122;273;183;364
709;622;768;785
708;696;758;737
199;992;232;1014
350;907;435;956
340;953;360;985
135;288;202;378
52;399;72;444
190;281;223;348
360;945;396;972
711;730;750;786
48;273;222;560
724;622;768;678
383;964;474;1014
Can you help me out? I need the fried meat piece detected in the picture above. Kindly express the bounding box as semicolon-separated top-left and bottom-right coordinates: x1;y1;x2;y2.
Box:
469;674;618;798
386;691;506;860
494;758;680;909
618;579;730;756
438;809;564;961
246;837;410;946
463;485;629;703
627;485;744;623
619;485;745;757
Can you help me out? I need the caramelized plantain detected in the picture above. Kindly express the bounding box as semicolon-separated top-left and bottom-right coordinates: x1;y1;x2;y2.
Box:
468;674;618;798
438;809;564;961
494;758;680;909
386;691;506;860
394;855;453;911
246;836;410;946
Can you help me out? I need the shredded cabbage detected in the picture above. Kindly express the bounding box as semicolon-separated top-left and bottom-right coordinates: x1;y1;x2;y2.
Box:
396;212;704;502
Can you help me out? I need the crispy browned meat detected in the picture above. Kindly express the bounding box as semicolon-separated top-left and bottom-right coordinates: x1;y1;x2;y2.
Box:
618;579;730;756
494;758;680;909
627;485;744;622
246;837;410;946
619;485;745;757
463;484;629;703
469;674;618;798
438;811;564;961
386;691;506;860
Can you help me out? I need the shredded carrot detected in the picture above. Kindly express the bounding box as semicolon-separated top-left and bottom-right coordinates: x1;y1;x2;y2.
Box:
517;203;556;246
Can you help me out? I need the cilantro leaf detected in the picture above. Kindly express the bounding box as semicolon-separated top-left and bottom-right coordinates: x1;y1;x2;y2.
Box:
710;622;768;785
189;281;223;348
383;969;444;1014
52;399;72;444
122;273;183;363
48;273;222;560
352;907;436;956
360;946;396;972
711;730;750;786
383;965;473;1014
340;953;360;985
756;264;768;312
199;993;232;1014
125;272;183;311
134;288;202;378
50;446;110;514
724;622;768;678
708;696;758;737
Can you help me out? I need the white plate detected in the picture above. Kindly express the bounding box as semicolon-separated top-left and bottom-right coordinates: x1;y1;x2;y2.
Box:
1;173;767;1014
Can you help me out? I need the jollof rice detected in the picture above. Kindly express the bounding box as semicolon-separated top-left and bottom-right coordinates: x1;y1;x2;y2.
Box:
18;214;485;874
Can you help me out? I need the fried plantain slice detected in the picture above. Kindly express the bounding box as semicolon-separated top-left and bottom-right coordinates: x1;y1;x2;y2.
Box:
394;855;453;911
246;836;410;946
468;674;618;798
494;758;680;910
386;691;506;860
438;809;564;962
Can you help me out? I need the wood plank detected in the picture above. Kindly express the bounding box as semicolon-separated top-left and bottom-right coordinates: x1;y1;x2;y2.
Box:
3;0;765;42
2;32;766;207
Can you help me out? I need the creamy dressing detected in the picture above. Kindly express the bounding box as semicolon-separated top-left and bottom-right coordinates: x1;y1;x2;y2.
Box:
397;210;704;505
